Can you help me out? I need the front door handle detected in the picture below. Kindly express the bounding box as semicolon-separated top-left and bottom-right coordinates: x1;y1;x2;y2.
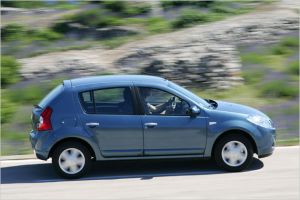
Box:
144;122;158;128
86;122;99;128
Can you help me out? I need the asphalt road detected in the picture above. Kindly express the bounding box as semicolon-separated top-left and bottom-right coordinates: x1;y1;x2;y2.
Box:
1;146;299;200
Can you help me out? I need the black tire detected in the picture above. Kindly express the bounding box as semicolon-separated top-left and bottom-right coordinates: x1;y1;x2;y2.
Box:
52;141;92;179
214;134;253;172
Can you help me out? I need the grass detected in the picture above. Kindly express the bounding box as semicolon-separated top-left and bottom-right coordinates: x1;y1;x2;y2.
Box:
100;34;145;49
242;69;265;84
240;36;299;99
146;17;172;34
191;84;281;108
277;138;299;146
259;81;299;98
287;60;299;75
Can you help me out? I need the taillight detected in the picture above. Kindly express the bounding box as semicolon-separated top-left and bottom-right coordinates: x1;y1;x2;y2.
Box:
37;107;52;131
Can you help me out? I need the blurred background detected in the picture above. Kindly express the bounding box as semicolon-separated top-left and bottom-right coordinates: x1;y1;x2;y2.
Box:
1;0;299;155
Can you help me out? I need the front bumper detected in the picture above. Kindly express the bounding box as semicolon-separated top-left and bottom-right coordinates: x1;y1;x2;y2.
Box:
256;126;276;158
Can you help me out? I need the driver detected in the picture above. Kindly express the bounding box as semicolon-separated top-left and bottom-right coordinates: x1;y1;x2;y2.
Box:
140;88;174;115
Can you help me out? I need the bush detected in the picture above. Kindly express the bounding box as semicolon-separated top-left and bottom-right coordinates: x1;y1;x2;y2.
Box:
51;21;71;33
68;9;102;27
172;10;211;28
161;1;214;9
211;4;236;14
1;1;44;8
271;46;291;55
102;1;127;13
1;90;17;124
1;23;62;42
259;81;299;98
1;24;25;42
7;85;47;105
280;37;299;48
146;17;171;33
30;29;63;41
1;56;20;86
287;60;299;75
102;1;151;16
242;70;264;84
54;9;123;30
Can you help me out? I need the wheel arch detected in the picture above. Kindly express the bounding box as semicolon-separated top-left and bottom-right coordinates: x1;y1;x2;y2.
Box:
211;129;258;156
49;137;97;160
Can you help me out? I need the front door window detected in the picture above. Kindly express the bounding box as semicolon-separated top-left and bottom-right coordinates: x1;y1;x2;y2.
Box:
139;87;190;116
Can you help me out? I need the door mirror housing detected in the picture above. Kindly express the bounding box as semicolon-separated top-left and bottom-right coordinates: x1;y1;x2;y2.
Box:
188;106;200;117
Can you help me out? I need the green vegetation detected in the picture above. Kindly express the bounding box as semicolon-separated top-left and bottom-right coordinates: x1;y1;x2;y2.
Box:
240;36;299;98
172;9;213;28
1;55;20;86
100;35;142;49
101;1;151;17
1;1;83;10
171;2;252;28
259;81;298;98
242;69;265;84
161;1;214;9
1;23;63;43
287;60;299;75
277;138;299;146
1;90;17;124
241;37;299;72
146;17;171;33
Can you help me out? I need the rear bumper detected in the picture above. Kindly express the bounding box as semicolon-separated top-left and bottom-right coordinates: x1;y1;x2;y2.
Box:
29;130;51;160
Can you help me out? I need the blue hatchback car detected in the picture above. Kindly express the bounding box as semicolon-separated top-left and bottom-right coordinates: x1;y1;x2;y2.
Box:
30;75;275;178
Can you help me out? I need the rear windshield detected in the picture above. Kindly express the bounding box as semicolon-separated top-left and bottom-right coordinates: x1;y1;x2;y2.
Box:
39;84;64;108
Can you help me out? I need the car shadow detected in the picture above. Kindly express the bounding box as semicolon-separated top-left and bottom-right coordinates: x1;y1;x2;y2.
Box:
1;158;264;184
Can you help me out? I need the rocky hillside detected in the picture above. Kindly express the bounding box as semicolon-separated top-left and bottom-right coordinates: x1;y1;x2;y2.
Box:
19;8;298;89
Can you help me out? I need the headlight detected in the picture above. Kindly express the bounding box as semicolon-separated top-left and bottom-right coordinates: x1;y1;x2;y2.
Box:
247;115;273;129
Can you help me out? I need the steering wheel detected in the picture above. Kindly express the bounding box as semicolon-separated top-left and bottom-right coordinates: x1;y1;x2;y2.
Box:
169;96;177;111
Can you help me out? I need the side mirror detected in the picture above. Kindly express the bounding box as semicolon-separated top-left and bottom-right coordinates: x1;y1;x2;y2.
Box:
188;106;200;117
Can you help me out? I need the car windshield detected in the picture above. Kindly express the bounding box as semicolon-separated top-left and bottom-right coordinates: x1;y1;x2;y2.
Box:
168;82;210;108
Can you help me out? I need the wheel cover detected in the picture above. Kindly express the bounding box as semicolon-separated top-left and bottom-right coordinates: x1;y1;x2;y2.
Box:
58;148;85;175
221;141;248;167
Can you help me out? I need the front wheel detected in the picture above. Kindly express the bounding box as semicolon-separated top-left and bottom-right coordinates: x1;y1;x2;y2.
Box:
214;134;253;172
52;141;92;179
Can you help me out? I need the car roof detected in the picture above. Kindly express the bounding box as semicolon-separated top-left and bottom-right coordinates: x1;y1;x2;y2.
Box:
69;75;167;87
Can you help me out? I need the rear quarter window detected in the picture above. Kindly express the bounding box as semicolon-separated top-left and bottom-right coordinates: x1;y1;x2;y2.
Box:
39;84;64;108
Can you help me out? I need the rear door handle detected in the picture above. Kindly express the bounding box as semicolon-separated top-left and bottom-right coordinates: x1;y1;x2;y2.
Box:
86;122;99;128
144;122;158;128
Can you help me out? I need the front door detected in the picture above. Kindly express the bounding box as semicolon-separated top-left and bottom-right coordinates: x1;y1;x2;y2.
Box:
79;86;143;157
138;87;207;156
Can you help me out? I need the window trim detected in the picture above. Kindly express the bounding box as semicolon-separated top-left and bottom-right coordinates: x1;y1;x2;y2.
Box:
136;86;191;116
78;86;138;115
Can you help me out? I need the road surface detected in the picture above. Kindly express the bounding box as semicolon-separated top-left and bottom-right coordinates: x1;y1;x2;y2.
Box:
1;146;299;200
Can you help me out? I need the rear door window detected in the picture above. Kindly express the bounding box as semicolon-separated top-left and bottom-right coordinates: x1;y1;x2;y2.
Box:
79;87;134;115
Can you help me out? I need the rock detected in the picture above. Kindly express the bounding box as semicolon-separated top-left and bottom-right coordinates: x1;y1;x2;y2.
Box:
95;26;140;39
19;9;299;90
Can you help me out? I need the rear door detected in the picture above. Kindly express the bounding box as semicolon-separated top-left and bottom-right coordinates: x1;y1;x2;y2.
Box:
78;84;143;157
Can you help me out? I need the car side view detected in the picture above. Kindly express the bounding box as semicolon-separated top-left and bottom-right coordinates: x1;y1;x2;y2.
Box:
30;75;276;178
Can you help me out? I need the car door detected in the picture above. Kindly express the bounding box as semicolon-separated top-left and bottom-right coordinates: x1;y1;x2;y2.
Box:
78;85;143;157
138;87;207;156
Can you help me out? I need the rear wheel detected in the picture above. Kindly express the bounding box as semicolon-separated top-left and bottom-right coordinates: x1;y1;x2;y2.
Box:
52;141;92;179
214;134;253;172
